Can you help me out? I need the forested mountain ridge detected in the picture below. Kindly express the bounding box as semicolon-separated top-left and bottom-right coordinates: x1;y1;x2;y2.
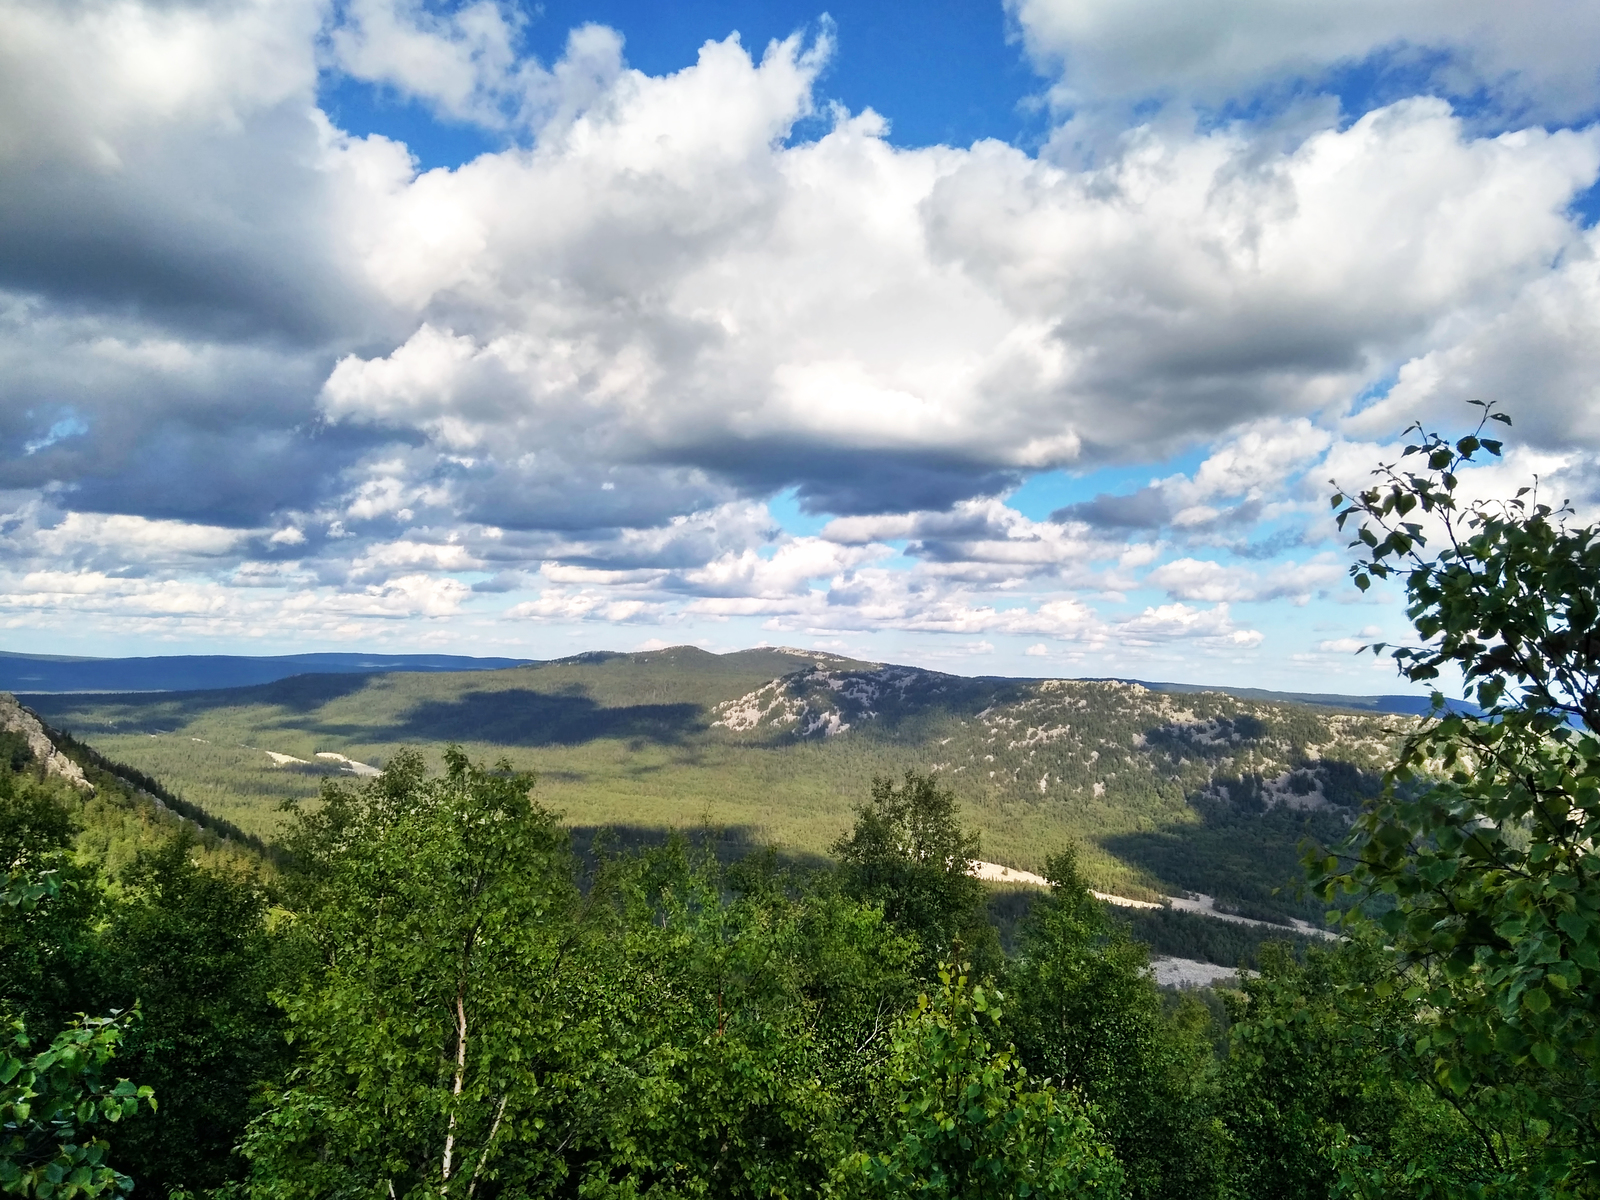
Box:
1;691;92;789
0;691;264;877
712;662;1399;811
24;647;1412;923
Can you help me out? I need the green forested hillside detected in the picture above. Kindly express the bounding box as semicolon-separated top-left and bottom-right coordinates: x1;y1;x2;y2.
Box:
26;647;1404;922
0;700;264;880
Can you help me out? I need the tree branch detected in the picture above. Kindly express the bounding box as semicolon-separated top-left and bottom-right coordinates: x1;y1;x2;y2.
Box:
466;1094;508;1198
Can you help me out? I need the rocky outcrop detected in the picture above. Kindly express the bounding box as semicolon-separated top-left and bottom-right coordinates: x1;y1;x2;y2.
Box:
711;664;941;739
0;692;92;791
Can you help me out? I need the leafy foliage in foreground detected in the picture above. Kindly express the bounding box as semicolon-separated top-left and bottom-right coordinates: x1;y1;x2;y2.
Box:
1010;849;1224;1200
1318;403;1600;1195
2;808;155;1200
849;963;1122;1199
0;1012;155;1199
1;739;284;1198
0;724;1587;1200
248;750;907;1198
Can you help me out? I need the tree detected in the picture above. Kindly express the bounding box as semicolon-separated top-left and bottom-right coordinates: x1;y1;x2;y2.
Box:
88;834;287;1197
1218;937;1485;1200
241;748;587;1199
847;962;1123;1199
1319;402;1600;1194
2;849;154;1200
244;752;892;1198
832;772;997;974
782;864;920;1130
1;774;101;1034
0;1012;155;1200
574;838;858;1199
1008;848;1224;1200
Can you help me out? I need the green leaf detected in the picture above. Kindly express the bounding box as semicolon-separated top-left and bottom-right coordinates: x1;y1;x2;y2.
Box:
1557;911;1591;944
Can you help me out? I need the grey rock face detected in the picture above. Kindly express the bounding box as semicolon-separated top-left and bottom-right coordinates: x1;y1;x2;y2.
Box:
0;692;91;791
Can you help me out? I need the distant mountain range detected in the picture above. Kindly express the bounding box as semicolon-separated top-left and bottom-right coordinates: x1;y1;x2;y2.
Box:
1120;680;1475;718
0;650;531;693
0;646;1451;715
20;645;1442;925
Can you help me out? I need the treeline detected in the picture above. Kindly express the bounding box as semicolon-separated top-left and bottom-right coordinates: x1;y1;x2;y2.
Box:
0;745;1531;1200
48;726;277;862
1;717;259;880
1115;906;1323;971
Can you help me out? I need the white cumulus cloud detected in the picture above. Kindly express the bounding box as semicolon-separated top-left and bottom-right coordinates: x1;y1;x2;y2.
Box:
0;0;1595;685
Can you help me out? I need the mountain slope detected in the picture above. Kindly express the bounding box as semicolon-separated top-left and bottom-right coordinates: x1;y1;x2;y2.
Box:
24;646;1413;922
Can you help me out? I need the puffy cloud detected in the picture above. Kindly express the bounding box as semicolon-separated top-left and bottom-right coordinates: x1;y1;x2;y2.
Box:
1146;559;1258;603
1188;420;1333;502
0;565;471;637
0;0;319;166
677;538;890;598
1116;602;1263;649
0;0;1596;682
1058;485;1174;532
35;512;251;562
1056;418;1334;536
748;581;1115;641
329;4;628;131
503;591;665;624
1011;0;1600;123
1146;555;1343;603
0;299;353;523
1345;224;1600;463
0;0;388;344
308;89;1597;532
822;499;1128;586
347;538;483;582
8;2;1598;535
922;105;1596;465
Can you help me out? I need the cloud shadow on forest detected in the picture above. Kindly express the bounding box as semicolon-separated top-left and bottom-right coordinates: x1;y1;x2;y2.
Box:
20;671;378;731
359;688;706;747
565;822;833;878
1100;806;1336;925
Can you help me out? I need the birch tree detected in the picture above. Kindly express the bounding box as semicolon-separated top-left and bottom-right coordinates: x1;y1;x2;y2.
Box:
242;748;593;1199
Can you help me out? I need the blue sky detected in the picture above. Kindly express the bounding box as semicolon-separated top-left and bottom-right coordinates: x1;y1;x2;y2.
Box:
322;0;1053;165
2;0;1599;691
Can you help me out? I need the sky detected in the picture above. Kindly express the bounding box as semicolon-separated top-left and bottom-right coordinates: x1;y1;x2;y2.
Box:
2;0;1600;691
